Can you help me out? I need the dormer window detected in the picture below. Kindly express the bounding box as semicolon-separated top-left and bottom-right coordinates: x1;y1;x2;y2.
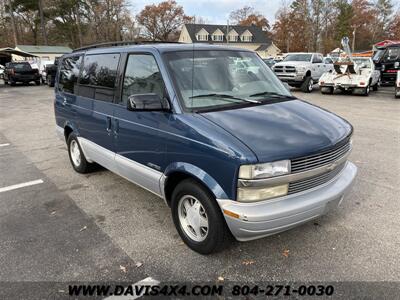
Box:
240;30;253;42
197;34;208;41
211;29;224;42
228;35;238;42
212;34;223;41
196;28;209;41
241;35;252;42
227;29;239;42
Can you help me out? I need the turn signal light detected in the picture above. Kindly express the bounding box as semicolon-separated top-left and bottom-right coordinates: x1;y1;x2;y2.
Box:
223;209;240;219
359;82;365;86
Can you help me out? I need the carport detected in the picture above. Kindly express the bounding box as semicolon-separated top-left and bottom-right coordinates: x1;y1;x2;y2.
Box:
0;47;38;66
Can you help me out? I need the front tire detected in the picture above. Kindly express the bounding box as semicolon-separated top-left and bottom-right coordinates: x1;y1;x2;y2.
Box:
171;179;231;254
35;80;41;85
301;76;313;93
362;85;370;96
67;133;94;173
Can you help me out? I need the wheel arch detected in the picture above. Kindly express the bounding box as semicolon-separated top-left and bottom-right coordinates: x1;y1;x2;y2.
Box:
163;163;229;207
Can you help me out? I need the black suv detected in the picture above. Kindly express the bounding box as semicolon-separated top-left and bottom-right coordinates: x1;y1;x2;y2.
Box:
373;43;400;85
4;62;41;86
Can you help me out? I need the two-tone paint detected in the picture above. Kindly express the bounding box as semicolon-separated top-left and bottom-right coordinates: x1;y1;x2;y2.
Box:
55;44;357;241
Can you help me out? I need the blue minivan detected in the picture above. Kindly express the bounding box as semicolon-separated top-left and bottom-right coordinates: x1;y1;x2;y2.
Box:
55;43;357;254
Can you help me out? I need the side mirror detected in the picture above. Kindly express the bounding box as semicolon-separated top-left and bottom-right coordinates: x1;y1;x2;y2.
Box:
127;93;170;111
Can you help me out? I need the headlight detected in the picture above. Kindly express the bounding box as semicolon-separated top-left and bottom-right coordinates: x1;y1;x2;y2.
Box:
297;66;306;73
238;160;290;202
237;184;288;202
239;160;290;179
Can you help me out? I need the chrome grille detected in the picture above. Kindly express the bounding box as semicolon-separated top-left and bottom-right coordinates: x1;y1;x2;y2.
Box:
274;66;296;73
291;140;351;173
288;163;345;195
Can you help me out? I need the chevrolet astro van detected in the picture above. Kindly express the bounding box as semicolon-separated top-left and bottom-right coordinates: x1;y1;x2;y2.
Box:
54;43;357;254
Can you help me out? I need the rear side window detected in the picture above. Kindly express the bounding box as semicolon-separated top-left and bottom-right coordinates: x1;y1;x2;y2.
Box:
59;55;82;94
79;54;120;102
80;54;120;88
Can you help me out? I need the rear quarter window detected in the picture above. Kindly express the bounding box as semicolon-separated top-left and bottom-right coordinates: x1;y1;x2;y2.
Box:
59;55;83;94
78;53;120;102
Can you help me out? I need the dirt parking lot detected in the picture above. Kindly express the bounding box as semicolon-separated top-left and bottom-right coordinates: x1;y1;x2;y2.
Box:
0;82;399;286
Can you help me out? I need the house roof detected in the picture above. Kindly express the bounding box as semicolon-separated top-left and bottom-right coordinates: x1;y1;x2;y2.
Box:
255;44;270;51
183;24;271;44
0;47;38;57
16;45;72;54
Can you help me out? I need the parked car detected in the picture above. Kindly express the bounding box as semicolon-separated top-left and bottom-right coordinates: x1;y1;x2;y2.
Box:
38;60;54;84
396;71;400;98
4;61;41;86
0;64;4;79
373;42;400;85
44;58;59;87
55;43;357;254
272;52;333;93
319;57;380;96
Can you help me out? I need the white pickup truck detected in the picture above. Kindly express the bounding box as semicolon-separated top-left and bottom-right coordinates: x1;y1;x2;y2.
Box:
272;53;333;93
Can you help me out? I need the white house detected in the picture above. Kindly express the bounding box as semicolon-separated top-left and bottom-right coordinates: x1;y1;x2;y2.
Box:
179;24;281;58
13;45;72;62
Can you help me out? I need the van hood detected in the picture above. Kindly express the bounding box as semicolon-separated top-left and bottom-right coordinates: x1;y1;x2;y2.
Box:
200;100;352;162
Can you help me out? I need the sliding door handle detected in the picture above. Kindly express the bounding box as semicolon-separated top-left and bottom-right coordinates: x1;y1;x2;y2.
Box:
106;117;112;133
113;119;119;135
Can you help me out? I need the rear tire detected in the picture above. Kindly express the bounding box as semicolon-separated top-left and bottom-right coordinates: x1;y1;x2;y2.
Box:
171;179;231;254
9;80;16;86
67;133;95;174
320;86;334;94
47;75;54;87
301;76;313;93
35;80;40;85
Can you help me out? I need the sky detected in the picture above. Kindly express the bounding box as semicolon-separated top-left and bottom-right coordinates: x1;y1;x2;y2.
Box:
129;0;290;25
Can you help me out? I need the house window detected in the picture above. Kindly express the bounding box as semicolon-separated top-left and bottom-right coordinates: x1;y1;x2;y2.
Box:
228;35;238;42
196;34;208;41
212;34;223;41
241;35;252;42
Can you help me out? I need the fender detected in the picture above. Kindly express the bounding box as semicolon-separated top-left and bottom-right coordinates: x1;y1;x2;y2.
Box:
62;120;80;137
163;162;229;200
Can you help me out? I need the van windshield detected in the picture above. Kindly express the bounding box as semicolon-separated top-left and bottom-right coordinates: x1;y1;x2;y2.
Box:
164;50;292;112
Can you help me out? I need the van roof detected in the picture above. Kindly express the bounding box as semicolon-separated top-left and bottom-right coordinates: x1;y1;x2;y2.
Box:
71;43;254;56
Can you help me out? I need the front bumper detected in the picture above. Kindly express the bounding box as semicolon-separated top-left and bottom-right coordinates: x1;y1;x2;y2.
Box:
217;161;357;241
276;73;305;83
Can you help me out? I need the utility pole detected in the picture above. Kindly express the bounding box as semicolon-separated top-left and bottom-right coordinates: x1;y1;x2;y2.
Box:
226;20;229;44
352;27;356;51
8;0;18;46
38;0;48;45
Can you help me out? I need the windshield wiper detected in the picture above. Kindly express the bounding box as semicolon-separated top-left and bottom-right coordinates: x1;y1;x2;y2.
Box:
190;93;261;104
249;91;295;99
